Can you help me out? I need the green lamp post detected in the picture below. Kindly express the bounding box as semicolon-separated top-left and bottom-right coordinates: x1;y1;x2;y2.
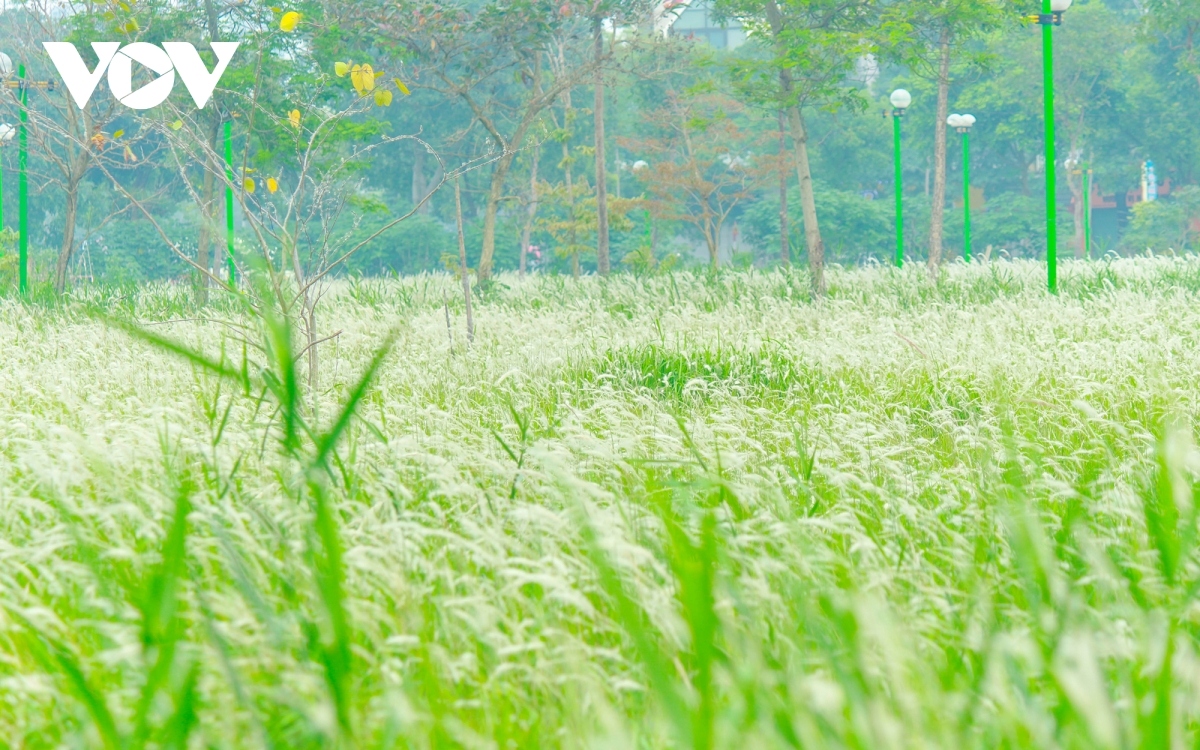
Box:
1083;163;1091;258
1034;0;1073;292
948;113;976;261
889;88;911;268
0;52;9;235
1064;153;1091;259
1084;162;1094;260
2;53;55;294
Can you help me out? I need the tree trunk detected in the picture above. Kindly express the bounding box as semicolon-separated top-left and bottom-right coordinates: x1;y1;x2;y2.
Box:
928;28;952;275
560;91;579;277
705;215;718;268
306;307;318;393
1067;164;1085;259
204;0;220;42
764;0;824;295
778;110;789;266
471;57;545;282
786;107;825;296
478;158;511;281
520;143;539;279
455;179;475;343
54;183;79;294
476;105;539;280
593;18;610;275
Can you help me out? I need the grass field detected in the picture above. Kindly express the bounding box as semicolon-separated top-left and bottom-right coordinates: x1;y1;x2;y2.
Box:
4;258;1200;748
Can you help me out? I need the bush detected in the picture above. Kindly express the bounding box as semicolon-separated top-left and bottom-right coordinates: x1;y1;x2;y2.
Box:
344;213;456;276
969;192;1046;258
741;183;893;266
1121;186;1200;254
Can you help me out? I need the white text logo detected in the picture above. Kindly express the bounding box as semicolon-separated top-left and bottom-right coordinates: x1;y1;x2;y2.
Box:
44;42;239;110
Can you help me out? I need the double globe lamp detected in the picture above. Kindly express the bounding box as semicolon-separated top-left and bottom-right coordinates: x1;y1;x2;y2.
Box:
947;113;976;261
889;88;911;267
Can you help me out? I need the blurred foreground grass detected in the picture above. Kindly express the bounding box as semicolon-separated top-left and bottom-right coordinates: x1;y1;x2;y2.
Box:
3;258;1200;747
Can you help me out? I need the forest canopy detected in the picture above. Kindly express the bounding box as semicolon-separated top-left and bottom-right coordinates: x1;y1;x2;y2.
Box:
0;0;1195;291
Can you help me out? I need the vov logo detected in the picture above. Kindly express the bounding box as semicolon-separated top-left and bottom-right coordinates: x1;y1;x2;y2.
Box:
43;42;239;110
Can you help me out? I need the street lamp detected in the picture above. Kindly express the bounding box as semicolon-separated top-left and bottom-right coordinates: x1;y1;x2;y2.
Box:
631;160;652;254
1;52;56;294
890;88;911;267
1082;161;1092;258
948;113;976;261
1065;152;1092;259
1033;0;1072;291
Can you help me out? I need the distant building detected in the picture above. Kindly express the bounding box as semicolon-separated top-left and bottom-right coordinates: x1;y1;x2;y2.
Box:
1078;177;1190;250
658;0;746;50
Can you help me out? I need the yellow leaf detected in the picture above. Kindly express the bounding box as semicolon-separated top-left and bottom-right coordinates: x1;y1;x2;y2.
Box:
288;109;300;128
279;10;301;32
113;129;125;139
243;177;256;193
334;61;350;77
267;177;279;193
360;64;375;92
374;89;392;106
170;119;183;130
123;145;137;162
350;64;364;94
118;1;130;11
124;18;139;32
393;77;410;95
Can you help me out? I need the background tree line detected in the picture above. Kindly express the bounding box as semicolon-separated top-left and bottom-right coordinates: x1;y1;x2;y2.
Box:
0;0;1196;297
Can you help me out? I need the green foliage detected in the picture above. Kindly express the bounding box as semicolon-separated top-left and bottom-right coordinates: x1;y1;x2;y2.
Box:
719;0;875;113
969;192;1047;258
3;0;1198;291
742;183;893;265
0;227;17;288
1122;186;1200;253
343;213;455;276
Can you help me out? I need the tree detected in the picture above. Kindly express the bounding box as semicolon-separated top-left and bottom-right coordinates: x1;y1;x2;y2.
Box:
882;0;1014;274
545;80;586;275
954;1;1139;258
587;0;659;275
721;0;875;295
95;4;478;391
592;15;612;274
632;86;759;268
1146;0;1200;95
366;0;591;281
1053;2;1133;258
1;0;145;294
